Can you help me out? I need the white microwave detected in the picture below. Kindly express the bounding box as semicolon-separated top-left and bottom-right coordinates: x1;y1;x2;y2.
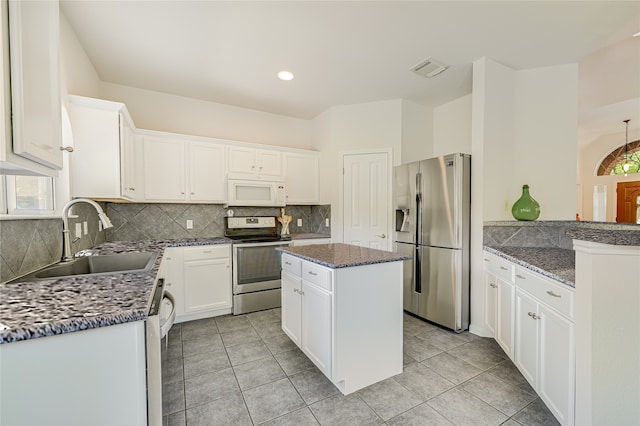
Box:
226;178;286;207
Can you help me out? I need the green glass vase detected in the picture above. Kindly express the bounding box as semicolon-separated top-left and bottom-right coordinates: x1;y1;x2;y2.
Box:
512;184;540;221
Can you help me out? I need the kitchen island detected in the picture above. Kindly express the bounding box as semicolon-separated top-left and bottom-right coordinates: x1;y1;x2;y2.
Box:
278;243;410;395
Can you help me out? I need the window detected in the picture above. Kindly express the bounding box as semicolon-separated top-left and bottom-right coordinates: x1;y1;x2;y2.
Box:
2;175;55;215
597;139;640;176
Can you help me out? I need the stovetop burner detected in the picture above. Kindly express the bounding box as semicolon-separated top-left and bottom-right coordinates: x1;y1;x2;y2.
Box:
224;216;290;243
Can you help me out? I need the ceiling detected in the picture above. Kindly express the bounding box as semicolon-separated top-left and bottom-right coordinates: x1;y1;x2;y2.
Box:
61;1;640;142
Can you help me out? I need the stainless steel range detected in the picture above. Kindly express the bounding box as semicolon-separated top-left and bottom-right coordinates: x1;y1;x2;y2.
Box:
225;216;291;315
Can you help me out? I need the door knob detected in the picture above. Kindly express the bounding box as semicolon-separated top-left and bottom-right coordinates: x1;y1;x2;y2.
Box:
377;234;386;239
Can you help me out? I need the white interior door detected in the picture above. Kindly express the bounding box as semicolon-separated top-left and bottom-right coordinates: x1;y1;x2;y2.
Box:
343;152;390;250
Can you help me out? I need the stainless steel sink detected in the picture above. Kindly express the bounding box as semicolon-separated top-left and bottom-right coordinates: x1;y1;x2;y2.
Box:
11;252;157;282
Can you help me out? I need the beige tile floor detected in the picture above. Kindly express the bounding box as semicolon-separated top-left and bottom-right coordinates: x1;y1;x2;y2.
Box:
162;309;559;426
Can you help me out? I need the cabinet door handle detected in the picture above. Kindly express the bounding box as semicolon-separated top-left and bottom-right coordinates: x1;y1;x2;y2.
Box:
202;250;212;253
300;290;305;296
377;234;386;239
307;271;318;276
60;146;74;152
547;291;561;298
128;187;135;191
284;261;292;265
490;283;498;288
484;258;490;262
293;288;299;293
516;274;526;280
528;312;540;320
500;266;509;271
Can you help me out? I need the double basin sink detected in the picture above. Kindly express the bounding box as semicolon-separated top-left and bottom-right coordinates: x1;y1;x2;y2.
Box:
10;252;157;283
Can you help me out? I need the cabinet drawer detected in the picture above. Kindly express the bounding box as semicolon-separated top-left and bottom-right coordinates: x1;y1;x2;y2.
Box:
302;262;332;292
183;245;230;261
515;267;574;319
282;254;301;276
484;253;514;282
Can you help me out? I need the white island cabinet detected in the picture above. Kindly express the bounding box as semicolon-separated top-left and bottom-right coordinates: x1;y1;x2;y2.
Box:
279;243;407;394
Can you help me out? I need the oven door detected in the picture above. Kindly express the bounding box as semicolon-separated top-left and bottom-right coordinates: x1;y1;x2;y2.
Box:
232;241;291;294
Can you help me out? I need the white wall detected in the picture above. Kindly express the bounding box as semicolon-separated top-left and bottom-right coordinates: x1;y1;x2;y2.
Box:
469;58;579;337
513;64;578;221
59;14;104;101
580;129;640;221
313;100;403;242
469;57;517;336
59;13;313;150
401;100;432;163
433;94;472;157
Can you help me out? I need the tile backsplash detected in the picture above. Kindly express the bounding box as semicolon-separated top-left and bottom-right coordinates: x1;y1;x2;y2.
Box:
0;203;107;283
0;202;329;283
105;203;331;242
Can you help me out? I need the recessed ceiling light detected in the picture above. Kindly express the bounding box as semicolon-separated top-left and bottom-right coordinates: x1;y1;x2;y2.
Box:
277;71;294;81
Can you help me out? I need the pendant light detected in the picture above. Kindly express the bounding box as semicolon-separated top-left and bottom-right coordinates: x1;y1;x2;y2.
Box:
621;119;638;176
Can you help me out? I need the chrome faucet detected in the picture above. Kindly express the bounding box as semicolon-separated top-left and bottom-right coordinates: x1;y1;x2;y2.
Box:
61;198;113;262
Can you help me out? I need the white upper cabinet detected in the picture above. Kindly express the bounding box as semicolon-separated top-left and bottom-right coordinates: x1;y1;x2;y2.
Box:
227;146;282;179
142;131;226;203
68;95;141;200
284;152;319;204
8;0;62;171
188;142;225;202
143;134;186;202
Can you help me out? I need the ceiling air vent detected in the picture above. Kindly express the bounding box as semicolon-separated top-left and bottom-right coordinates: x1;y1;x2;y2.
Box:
410;57;449;78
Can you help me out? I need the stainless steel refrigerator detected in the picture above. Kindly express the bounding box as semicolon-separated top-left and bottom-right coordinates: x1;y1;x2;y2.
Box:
393;153;471;332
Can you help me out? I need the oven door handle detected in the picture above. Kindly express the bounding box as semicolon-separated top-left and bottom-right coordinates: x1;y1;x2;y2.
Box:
160;290;176;339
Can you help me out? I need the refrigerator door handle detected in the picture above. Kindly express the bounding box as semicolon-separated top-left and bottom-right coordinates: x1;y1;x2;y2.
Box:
415;172;422;244
415;245;422;294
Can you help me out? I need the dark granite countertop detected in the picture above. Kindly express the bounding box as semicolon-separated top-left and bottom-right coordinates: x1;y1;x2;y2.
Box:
278;243;410;269
484;246;575;288
289;233;331;240
0;237;231;344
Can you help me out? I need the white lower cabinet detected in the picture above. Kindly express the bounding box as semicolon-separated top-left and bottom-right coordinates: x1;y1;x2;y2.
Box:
281;270;302;346
162;245;232;322
485;250;575;426
483;253;514;358
515;287;574;426
300;276;333;376
0;321;147;425
281;257;332;377
281;253;403;394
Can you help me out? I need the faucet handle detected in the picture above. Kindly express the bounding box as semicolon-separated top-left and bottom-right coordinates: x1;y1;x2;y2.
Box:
74;249;94;258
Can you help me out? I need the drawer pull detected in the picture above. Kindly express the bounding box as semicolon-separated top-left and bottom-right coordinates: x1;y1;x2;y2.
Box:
547;291;561;298
500;266;509;271
202;250;212;253
484;258;491;262
490;283;498;288
285;261;292;265
516;274;526;280
308;271;318;276
528;312;540;320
